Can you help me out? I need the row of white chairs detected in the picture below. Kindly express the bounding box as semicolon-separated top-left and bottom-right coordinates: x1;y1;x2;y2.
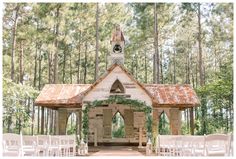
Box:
2;133;88;157
155;133;233;156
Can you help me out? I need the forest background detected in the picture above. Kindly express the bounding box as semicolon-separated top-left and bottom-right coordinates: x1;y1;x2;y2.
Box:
1;2;233;136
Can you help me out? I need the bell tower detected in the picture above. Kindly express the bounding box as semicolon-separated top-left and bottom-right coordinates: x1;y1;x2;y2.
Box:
108;24;125;66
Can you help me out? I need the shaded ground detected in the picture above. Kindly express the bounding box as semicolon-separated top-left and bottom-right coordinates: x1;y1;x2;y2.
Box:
88;146;146;156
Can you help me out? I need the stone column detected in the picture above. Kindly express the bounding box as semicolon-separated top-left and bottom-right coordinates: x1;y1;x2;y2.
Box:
138;127;143;148
57;109;68;135
169;108;181;135
152;109;158;148
94;127;98;146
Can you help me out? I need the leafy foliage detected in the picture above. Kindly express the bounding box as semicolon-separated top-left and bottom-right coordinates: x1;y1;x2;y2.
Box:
3;78;39;133
196;63;233;134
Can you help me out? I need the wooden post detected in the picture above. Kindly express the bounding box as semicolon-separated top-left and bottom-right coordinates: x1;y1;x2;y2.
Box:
31;103;35;135
41;107;44;134
190;107;194;135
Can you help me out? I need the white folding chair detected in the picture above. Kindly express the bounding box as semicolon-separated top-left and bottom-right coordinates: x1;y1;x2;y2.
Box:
2;133;23;157
36;135;50;156
48;136;60;156
180;136;193;156
205;134;229;156
192;135;205;156
157;135;179;156
22;135;37;156
67;135;76;156
58;135;69;156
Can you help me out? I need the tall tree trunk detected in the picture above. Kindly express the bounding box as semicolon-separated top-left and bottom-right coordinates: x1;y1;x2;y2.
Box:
135;54;138;80
38;49;42;90
198;3;206;134
190;108;194;135
53;5;61;84
226;107;229;132
37;48;41;134
195;62;198;88
33;44;38;87
229;98;233;131
77;31;81;84
144;51;147;83
94;3;99;81
198;3;204;86
153;53;156;83
70;51;72;84
48;52;53;84
19;40;24;84
11;5;20;82
83;41;88;84
173;49;176;84
50;110;54;134
154;3;160;84
186;109;189;133
62;49;66;84
31;103;35;135
160;46;163;84
186;38;190;84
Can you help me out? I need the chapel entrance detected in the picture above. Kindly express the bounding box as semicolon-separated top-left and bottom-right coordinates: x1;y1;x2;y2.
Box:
95;103;139;146
112;111;125;138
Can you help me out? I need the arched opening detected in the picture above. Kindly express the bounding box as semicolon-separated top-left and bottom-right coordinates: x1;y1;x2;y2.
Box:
66;112;77;135
111;111;125;138
110;79;125;94
158;112;170;135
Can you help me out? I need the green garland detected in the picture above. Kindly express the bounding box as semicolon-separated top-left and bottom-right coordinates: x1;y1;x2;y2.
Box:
82;95;152;141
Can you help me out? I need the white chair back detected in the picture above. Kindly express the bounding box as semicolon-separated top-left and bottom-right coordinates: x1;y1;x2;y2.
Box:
157;135;180;156
67;135;76;156
37;135;50;156
205;134;229;156
180;135;193;156
58;135;69;156
2;133;23;156
48;136;60;156
191;135;205;156
22;135;37;156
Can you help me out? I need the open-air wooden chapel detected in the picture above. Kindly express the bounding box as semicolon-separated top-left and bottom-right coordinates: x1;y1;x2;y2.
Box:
35;25;200;146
